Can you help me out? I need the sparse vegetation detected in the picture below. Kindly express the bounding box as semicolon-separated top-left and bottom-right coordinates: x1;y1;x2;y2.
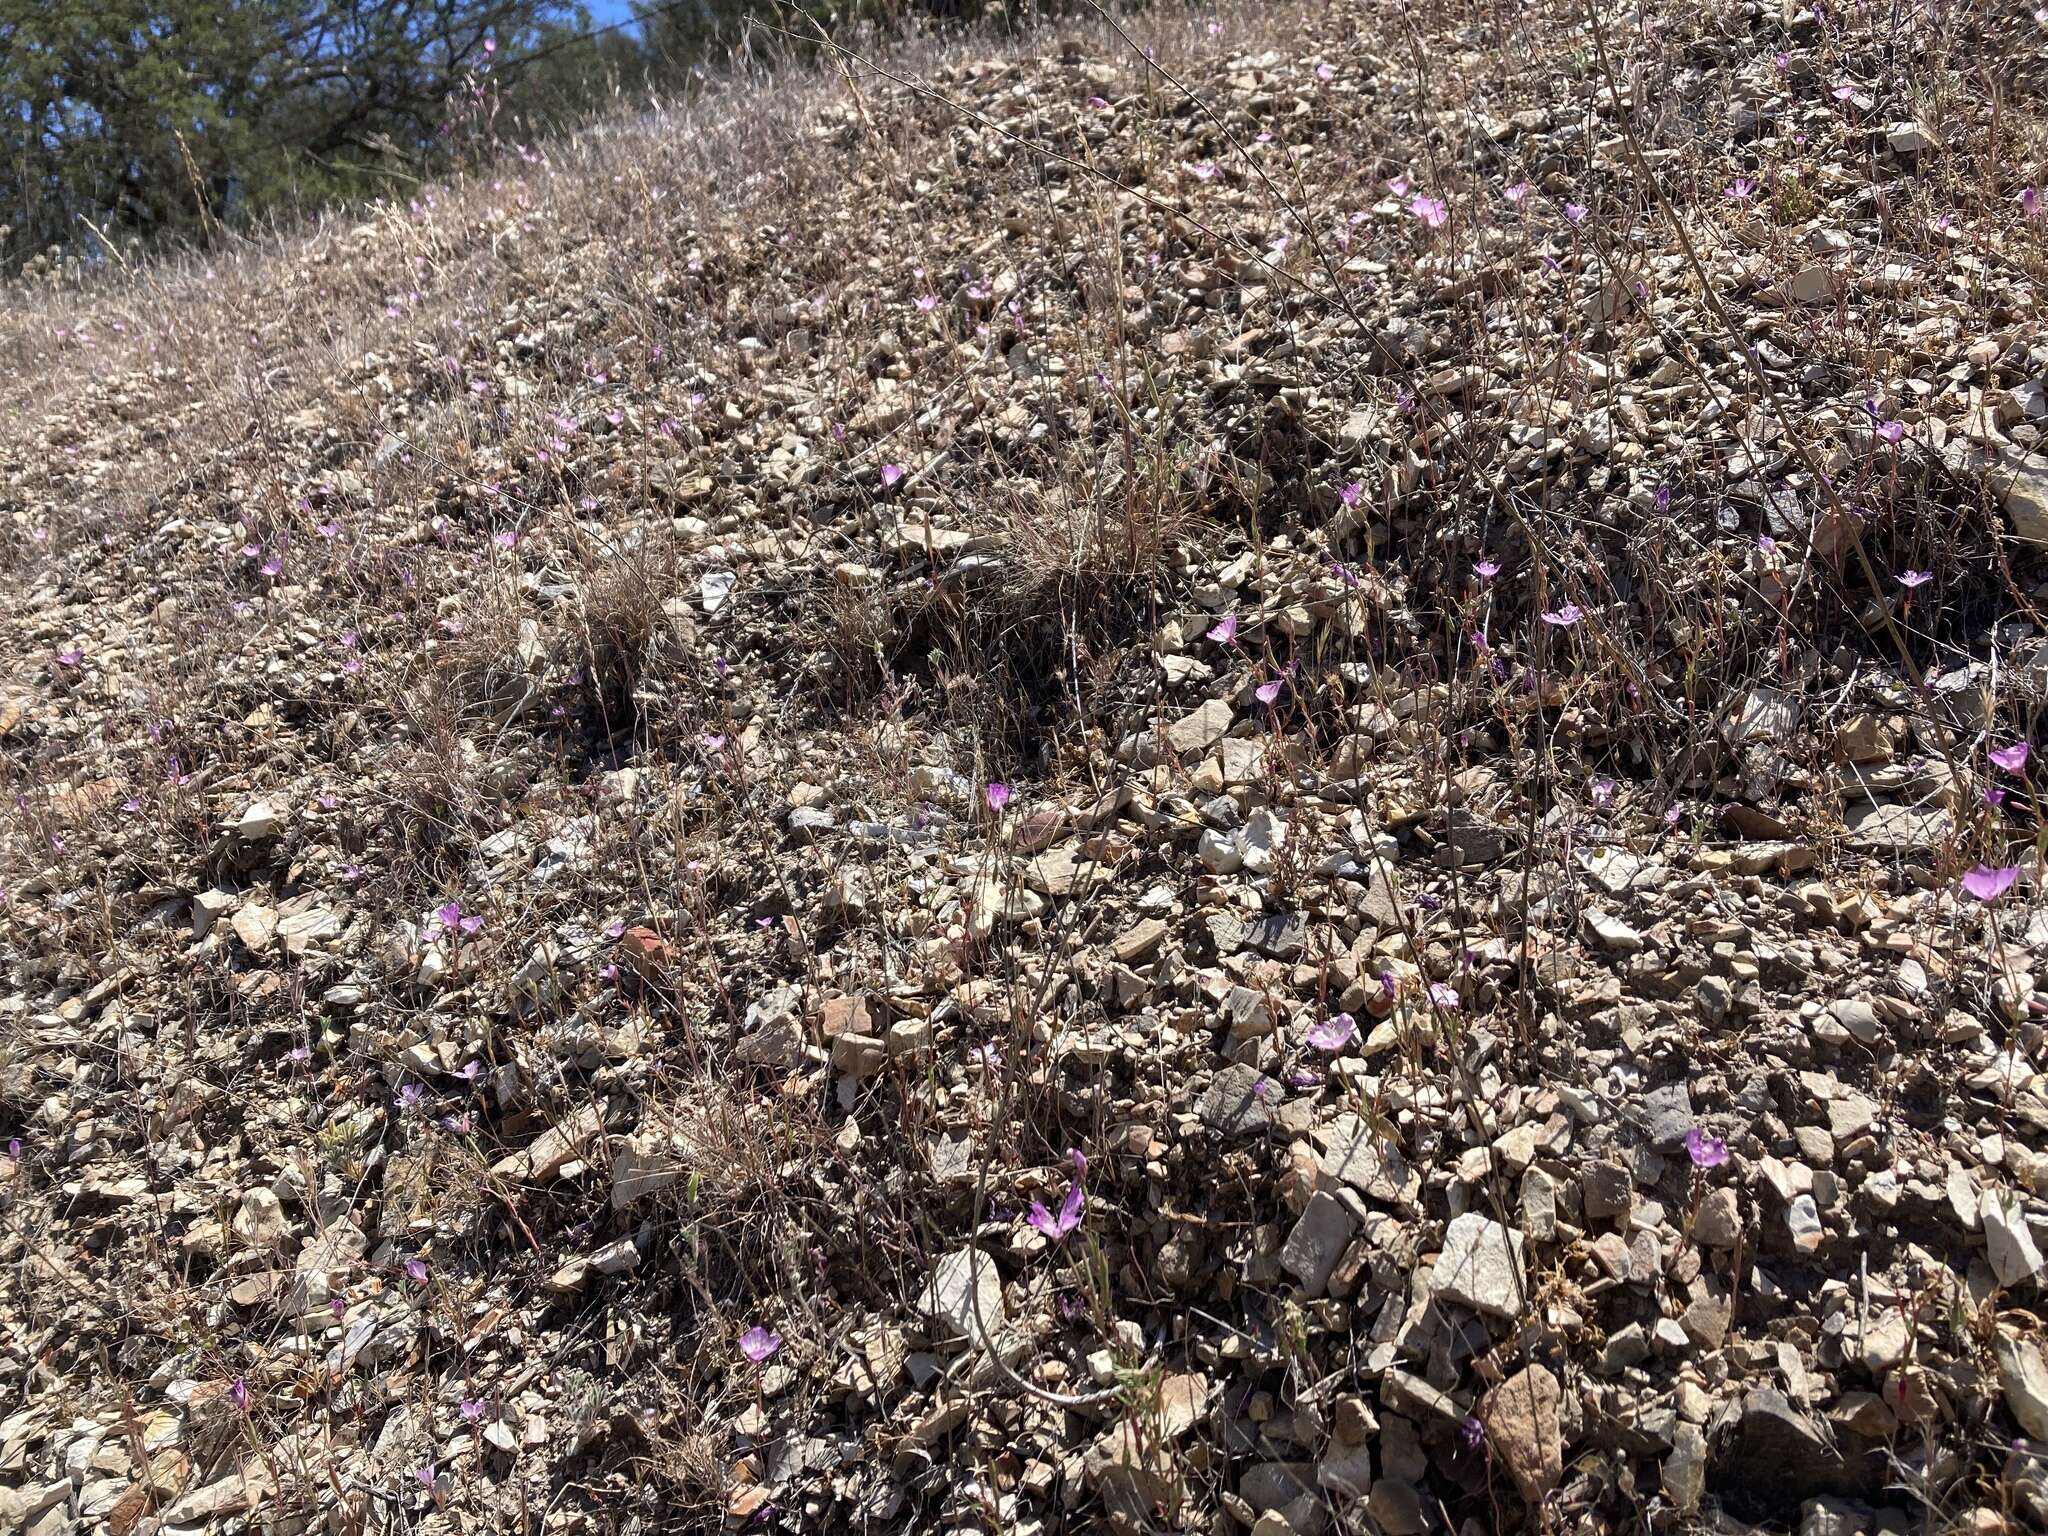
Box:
5;2;2048;1533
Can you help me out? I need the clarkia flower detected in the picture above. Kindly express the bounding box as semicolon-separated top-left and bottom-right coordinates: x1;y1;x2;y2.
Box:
879;463;905;488
1963;864;2019;902
1427;981;1460;1009
1306;1013;1356;1052
405;1256;429;1284
1723;177;1756;201
1026;1148;1088;1242
1990;743;2030;774
1475;559;1500;580
1460;1415;1485;1451
1208;613;1239;644
1564;201;1588;225
985;782;1011;812
1339;480;1362;507
739;1326;781;1363
1255;677;1285;705
1541;604;1583;627
1684;1126;1728;1169
1897;569;1932;589
1503;181;1531;204
460;1398;486;1423
230;1378;249;1409
1408;194;1449;229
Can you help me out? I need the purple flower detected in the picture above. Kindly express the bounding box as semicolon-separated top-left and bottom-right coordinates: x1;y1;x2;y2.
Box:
230;1377;249;1410
1876;419;1905;444
416;1461;436;1489
1541;604;1583;627
2024;188;2042;220
1990;743;2031;774
1408;194;1449;229
1427;981;1461;1009
6;1137;19;1159
1963;864;2020;902
879;463;905;488
1987;786;2010;807
460;1398;486;1423
1723;177;1756;201
433;900;483;937
914;293;937;311
985;782;1011;812
289;1045;311;1063
1474;559;1500;580
1684;1127;1728;1169
1460;1415;1485;1451
1255;677;1285;705
1339;480;1363;507
1590;776;1616;808
398;1083;426;1111
54;646;83;669
404;1256;429;1284
1027;1183;1086;1243
1388;175;1410;196
1564;201;1588;225
1306;1013;1356;1052
1503;181;1531;204
493;530;517;549
740;1326;782;1363
1207;613;1239;644
1897;569;1932;589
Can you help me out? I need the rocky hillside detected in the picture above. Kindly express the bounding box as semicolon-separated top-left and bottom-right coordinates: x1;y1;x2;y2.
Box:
5;2;2048;1534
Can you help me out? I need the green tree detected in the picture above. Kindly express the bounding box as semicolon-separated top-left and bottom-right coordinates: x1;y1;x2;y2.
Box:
0;1;590;271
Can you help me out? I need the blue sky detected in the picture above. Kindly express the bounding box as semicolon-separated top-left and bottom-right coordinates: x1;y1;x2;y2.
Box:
583;0;642;28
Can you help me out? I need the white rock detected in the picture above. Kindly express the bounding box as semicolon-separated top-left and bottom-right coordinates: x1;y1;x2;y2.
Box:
611;1134;685;1210
1580;908;1643;953
1786;1193;1824;1253
1198;828;1244;875
1982;1187;2046;1287
1431;1212;1525;1318
231;1186;289;1249
1995;1331;2048;1440
1240;808;1286;876
699;568;738;613
589;1238;640;1275
1280;1191;1358;1299
191;889;234;940
923;1246;1005;1347
234;800;283;840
